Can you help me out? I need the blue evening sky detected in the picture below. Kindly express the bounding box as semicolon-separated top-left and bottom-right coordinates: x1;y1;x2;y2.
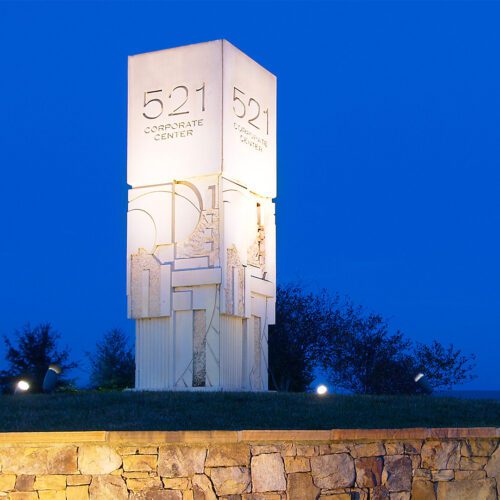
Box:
0;1;498;389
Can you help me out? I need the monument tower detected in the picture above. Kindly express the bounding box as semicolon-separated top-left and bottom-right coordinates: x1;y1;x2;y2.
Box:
127;40;276;390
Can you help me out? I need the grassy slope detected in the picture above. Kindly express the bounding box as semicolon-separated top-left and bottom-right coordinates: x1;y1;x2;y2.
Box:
0;392;499;432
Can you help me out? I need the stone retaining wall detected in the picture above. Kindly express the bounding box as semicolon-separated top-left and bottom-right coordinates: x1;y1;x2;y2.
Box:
0;428;498;499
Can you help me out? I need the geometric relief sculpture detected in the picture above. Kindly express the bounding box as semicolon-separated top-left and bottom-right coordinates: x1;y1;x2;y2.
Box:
127;40;276;390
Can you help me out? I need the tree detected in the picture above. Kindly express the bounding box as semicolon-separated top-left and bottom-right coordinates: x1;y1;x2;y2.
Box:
88;329;135;389
269;283;476;394
1;323;77;392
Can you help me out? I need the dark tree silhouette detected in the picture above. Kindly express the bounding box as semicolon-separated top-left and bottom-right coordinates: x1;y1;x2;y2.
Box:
88;329;135;389
269;283;476;394
1;323;77;392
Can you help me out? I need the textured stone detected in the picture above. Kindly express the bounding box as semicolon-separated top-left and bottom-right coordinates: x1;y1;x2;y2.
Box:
296;445;318;457
461;456;488;470
117;446;138;455
319;444;350;455
410;454;421;469
284;456;310;473
123;454;157;472
192;474;217;500
162;478;190;490
89;475;128;500
372;486;390;499
431;469;454;481
310;453;355;489
251;453;286;492
286;472;320;500
67;485;89;500
38;491;66;500
15;475;35;491
414;468;432;479
34;475;67;490
351;443;385;458
0;446;77;474
412;480;436;500
242;495;282;500
67;475;92;486
421;441;460;470
251;445;280;455
437;479;497;500
209;467;251;495
382;455;412;492
158;447;206;477
79;446;122;474
389;493;410;500
183;492;194;500
462;440;498;457
124;472;150;478
385;443;404;455
356;456;383;487
456;470;486;480
0;474;16;491
126;477;163;491
318;496;351;500
403;441;423;454
130;491;183;500
138;447;158;455
206;444;250;467
485;444;500;496
8;494;38;500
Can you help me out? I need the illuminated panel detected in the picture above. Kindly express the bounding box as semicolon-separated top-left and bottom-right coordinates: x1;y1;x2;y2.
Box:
128;41;223;187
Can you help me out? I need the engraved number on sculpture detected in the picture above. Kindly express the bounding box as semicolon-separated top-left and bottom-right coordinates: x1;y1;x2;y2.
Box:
142;83;206;119
233;87;269;134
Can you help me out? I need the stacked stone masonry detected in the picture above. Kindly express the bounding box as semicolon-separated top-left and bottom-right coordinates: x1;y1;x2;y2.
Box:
0;429;498;499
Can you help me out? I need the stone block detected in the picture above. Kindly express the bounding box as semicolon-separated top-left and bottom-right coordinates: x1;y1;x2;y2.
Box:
385;442;404;455
251;445;280;455
67;475;92;486
130;491;183;500
117;446;138;455
158;446;206;477
78;445;122;474
0;474;16;491
421;441;460;470
89;475;128;500
286;472;320;500
126;477;163;491
355;456;383;487
251;453;286;492
411;480;436;500
209;466;251;495
191;474;217;500
123;454;158;472
0;446;77;475
414;468;431;479
296;445;318;457
318;495;351;500
205;444;250;467
437;479;497;500
15;475;35;491
38;491;66;500
431;469;454;481
382;455;412;492
310;453;355;489
8;494;38;500
485;444;500;496
461;456;488;470
403;441;423;454
34;475;67;490
351;443;385;458
284;456;310;473
455;470;486;480
138;447;158;455
67;485;89;500
162;477;190;490
389;493;410;500
124;472;151;478
182;492;194;500
371;486;390;499
461;440;498;457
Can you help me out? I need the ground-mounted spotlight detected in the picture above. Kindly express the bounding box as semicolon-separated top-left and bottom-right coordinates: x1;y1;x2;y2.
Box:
414;373;432;394
316;384;328;396
15;380;30;394
43;364;62;393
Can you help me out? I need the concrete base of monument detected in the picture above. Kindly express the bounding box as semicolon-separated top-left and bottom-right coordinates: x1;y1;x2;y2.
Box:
127;387;272;393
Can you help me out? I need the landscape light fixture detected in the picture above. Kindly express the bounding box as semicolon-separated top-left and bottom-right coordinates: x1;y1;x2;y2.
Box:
414;372;432;395
316;384;328;396
43;364;62;393
15;380;30;393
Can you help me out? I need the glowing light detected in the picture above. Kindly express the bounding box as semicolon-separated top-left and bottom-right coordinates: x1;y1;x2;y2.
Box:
316;384;328;395
16;380;30;392
414;373;424;382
